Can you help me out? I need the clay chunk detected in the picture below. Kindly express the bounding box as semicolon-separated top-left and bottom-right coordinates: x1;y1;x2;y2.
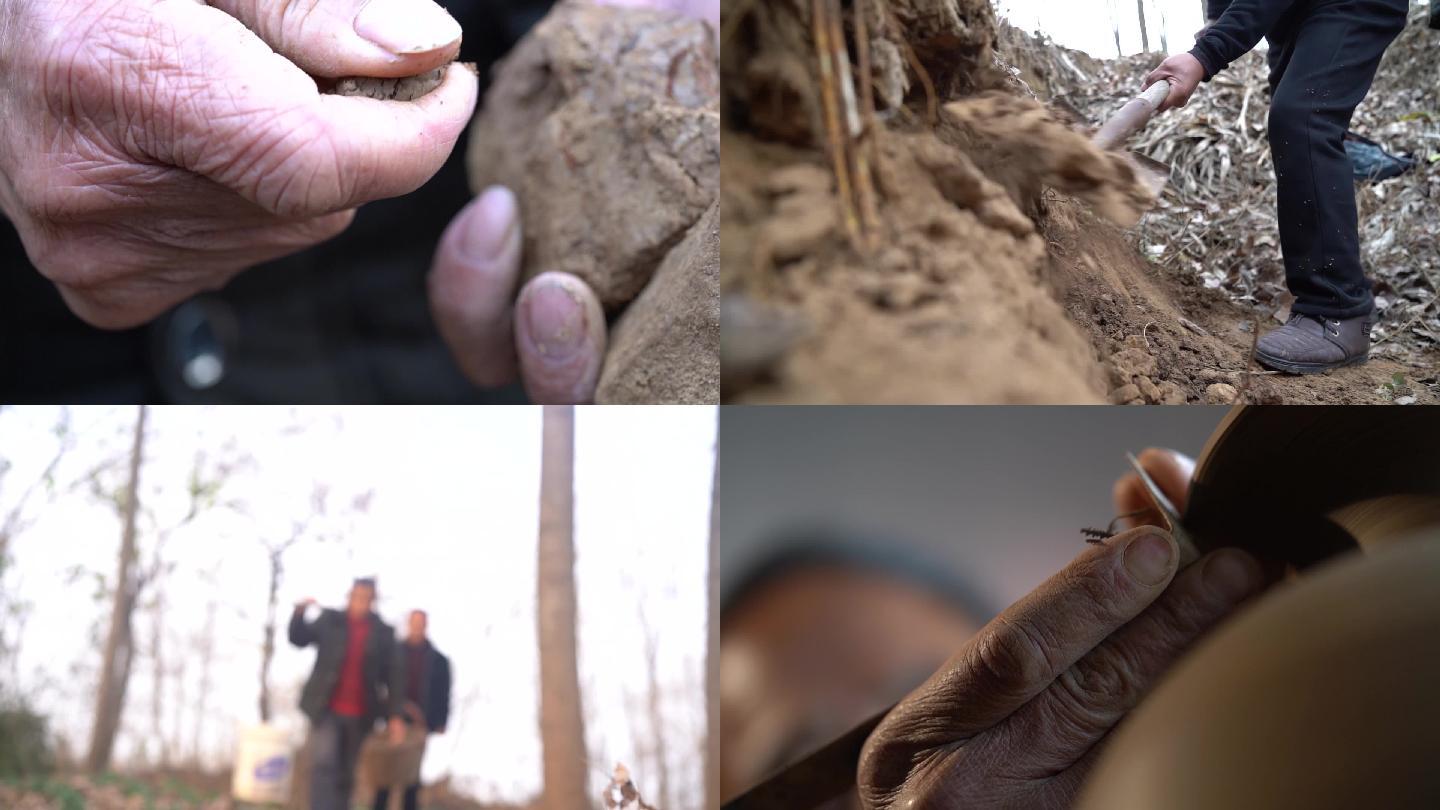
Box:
330;67;450;101
597;201;719;404
466;1;719;311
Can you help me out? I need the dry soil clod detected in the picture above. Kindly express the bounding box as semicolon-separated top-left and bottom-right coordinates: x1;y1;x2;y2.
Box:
328;65;468;101
597;201;720;404
467;0;719;312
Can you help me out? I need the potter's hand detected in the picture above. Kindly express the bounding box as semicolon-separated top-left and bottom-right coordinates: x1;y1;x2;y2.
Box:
857;450;1269;810
428;0;717;404
1143;53;1205;112
0;0;474;329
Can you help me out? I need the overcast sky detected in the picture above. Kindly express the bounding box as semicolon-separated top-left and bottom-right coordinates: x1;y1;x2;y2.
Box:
996;0;1208;57
0;406;715;806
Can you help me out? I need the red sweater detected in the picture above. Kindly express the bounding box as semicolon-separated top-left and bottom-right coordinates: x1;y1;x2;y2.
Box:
329;614;371;717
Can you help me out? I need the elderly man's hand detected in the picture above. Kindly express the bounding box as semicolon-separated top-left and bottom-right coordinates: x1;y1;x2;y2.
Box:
0;0;476;329
857;449;1271;810
427;0;716;404
1143;53;1206;112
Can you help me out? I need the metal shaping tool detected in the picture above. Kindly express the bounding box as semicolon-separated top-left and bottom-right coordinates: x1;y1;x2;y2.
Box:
1125;452;1201;568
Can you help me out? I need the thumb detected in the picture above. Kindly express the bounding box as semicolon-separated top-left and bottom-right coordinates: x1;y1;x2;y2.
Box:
515;273;607;404
429;187;524;388
213;0;462;78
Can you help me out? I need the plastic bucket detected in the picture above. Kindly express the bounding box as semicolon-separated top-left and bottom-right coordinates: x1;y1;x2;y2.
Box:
232;724;294;804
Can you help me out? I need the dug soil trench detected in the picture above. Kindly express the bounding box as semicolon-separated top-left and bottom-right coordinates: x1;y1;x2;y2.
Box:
720;0;1439;404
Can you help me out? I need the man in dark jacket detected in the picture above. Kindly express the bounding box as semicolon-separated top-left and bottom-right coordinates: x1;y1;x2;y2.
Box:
290;578;398;810
1143;0;1410;374
374;609;453;810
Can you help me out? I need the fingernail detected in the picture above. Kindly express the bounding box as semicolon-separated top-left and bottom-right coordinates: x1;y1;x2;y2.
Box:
460;187;517;263
1203;550;1261;602
522;279;587;360
1123;531;1175;586
355;0;463;55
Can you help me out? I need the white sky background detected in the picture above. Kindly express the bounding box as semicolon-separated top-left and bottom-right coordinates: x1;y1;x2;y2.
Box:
0;406;716;807
998;0;1434;58
995;0;1208;58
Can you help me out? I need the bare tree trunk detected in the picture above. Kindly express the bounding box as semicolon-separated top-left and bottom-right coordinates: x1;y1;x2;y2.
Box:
87;405;147;773
1159;2;1170;53
537;405;588;809
704;446;719;810
149;589;169;767
171;648;186;770
192;592;218;767
1137;0;1150;52
639;610;671;809
259;548;283;724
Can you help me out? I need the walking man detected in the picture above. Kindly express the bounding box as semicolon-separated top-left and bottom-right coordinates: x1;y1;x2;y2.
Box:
290;578;398;810
1144;0;1410;373
374;609;452;810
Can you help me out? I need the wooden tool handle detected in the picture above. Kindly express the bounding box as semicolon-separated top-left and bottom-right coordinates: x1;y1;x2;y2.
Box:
1092;80;1172;151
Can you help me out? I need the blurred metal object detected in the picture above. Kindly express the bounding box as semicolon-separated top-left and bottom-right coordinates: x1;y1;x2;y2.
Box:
722;709;885;810
720;293;808;397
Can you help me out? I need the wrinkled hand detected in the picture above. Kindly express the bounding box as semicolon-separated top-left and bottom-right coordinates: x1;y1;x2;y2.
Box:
1143;53;1205;112
0;0;476;329
857;449;1270;810
428;0;717;404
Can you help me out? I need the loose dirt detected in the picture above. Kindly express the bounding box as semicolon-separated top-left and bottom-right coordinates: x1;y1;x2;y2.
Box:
467;0;719;403
330;67;454;101
721;0;1438;404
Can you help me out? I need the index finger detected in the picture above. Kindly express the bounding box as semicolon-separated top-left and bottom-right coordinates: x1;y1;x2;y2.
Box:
1112;448;1196;531
860;526;1179;781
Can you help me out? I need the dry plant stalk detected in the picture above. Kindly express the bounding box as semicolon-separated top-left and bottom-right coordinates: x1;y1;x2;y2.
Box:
851;0;881;246
1236;314;1260;404
812;0;863;248
875;0;938;126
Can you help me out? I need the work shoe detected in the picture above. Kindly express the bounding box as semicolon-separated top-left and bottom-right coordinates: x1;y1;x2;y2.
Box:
1255;312;1372;374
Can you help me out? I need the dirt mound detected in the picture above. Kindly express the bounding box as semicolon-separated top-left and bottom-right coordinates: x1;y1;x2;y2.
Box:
721;0;1438;403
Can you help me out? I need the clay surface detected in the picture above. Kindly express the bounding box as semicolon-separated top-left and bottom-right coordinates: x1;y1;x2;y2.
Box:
329;67;451;101
1078;535;1440;810
467;1;719;311
597;201;719;403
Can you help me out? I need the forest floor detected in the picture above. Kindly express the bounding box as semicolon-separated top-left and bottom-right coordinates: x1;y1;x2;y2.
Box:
0;772;227;810
720;0;1439;403
0;772;530;810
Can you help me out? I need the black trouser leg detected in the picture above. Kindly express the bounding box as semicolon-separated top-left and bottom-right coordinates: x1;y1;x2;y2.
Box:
373;787;391;810
336;715;367;809
311;713;367;810
1264;0;1407;319
402;783;421;810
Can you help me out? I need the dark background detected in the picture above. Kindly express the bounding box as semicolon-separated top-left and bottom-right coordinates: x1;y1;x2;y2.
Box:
0;0;553;403
719;406;1229;615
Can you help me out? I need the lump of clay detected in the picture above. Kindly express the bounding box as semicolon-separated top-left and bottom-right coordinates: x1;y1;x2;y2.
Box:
466;1;719;311
597;201;718;403
329;67;451;101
